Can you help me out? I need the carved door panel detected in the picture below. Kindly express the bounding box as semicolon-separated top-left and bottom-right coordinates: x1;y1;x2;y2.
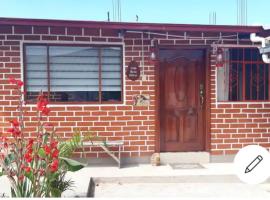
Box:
160;50;205;152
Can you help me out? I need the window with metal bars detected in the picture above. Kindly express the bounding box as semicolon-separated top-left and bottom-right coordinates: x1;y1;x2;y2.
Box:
217;48;269;101
24;44;123;103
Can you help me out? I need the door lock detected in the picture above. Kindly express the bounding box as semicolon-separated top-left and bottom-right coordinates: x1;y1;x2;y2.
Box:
199;83;204;109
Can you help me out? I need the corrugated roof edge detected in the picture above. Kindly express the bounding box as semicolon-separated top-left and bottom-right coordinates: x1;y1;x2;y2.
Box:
0;17;265;33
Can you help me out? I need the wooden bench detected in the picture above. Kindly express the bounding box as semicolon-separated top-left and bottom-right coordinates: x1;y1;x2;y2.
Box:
83;140;124;168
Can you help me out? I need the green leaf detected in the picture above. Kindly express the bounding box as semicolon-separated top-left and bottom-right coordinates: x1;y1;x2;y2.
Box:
58;133;83;158
4;153;15;165
38;148;46;158
49;171;60;182
24;171;34;182
59;157;86;172
0;168;3;176
11;188;16;197
42;132;49;144
51;187;62;197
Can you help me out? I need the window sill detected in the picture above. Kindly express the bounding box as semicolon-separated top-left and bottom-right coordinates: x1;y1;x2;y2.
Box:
216;101;270;104
25;101;124;106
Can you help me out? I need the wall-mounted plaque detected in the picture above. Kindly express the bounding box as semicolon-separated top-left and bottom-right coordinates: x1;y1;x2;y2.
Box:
133;94;150;106
126;60;140;81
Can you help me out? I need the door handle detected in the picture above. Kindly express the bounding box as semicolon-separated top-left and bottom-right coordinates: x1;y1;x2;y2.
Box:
199;83;204;109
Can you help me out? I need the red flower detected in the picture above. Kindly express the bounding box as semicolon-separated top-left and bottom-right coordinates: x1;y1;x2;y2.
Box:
7;128;21;137
24;152;32;163
24;166;31;173
37;95;48;111
44;122;54;127
27;138;34;145
19;175;24;181
10;119;19;127
26;148;33;154
41;107;50;116
16;80;24;87
37;94;50;116
39;169;45;176
26;139;34;149
50;141;58;149
8;77;24;87
7;128;14;133
8;78;17;85
50;159;59;172
51;149;59;158
43;145;51;155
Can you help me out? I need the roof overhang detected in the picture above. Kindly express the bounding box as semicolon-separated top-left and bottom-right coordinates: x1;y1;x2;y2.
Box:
0;17;265;34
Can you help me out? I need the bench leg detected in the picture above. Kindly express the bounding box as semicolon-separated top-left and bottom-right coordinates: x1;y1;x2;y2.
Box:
118;145;121;168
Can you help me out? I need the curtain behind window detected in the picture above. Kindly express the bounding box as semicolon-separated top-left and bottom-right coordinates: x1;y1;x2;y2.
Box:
217;49;229;101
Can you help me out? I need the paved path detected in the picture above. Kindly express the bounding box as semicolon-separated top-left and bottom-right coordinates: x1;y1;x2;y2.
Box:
1;163;270;199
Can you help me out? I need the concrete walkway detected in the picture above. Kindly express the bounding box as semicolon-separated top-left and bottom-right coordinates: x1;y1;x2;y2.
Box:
1;163;270;198
62;163;270;198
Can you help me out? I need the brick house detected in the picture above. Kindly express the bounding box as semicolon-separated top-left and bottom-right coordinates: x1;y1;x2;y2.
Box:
0;17;269;164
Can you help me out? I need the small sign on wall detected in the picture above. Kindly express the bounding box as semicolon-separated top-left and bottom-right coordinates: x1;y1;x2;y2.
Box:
126;60;140;81
133;94;150;106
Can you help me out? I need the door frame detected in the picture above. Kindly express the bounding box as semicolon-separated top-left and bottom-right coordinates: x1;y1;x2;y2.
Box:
154;45;211;153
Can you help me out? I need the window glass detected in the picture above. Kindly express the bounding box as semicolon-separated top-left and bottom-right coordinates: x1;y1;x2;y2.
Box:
244;48;252;61
25;46;48;101
101;47;122;102
245;64;251;100
25;44;123;103
49;46;99;102
217;48;269;101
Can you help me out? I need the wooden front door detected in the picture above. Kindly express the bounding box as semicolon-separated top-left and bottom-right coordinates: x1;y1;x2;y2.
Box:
159;49;206;152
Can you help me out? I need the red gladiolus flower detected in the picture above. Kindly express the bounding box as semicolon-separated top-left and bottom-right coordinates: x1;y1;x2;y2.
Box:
20;164;25;170
16;80;24;87
28;138;34;144
19;175;24;181
39;169;45;176
50;159;59;172
43;145;51;155
51;149;59;158
26;139;34;149
8;77;24;87
9;77;17;84
7;128;15;133
10;119;19;127
26;148;33;154
24;152;32;163
41;107;50;116
37;95;48;111
27;139;33;148
50;141;58;149
24;166;31;173
44;122;53;126
7;128;21;137
37;94;50;116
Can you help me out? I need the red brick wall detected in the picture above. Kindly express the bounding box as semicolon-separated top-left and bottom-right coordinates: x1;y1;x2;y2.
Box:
0;25;155;159
210;50;270;156
0;23;268;159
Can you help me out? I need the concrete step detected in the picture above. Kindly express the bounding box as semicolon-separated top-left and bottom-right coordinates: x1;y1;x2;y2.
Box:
160;152;210;164
88;176;270;198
